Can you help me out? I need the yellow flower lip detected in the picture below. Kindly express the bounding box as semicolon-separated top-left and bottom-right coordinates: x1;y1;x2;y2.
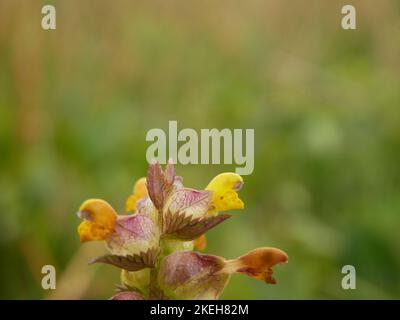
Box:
206;173;245;213
76;199;117;242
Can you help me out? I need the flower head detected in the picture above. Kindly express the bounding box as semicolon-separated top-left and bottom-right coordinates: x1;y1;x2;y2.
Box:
206;172;244;214
75;161;288;299
77;199;117;242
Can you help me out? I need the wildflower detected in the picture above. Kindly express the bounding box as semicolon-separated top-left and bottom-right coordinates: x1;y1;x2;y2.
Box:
125;177;147;212
77;199;117;242
76;161;288;299
206;172;244;214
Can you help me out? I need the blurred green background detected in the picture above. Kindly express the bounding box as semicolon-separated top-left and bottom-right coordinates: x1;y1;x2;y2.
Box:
0;0;399;299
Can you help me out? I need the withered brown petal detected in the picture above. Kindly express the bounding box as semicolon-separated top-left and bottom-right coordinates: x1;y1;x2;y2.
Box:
230;247;288;284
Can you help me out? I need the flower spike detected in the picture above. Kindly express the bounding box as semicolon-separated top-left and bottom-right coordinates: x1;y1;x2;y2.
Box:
75;161;288;300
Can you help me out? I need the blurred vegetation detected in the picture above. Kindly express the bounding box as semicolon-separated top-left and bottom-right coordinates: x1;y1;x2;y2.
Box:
0;0;399;299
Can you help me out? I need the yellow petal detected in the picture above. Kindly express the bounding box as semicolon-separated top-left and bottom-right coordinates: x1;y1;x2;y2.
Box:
205;173;244;213
125;195;138;212
194;234;207;251
125;177;147;212
78;220;112;242
77;199;117;242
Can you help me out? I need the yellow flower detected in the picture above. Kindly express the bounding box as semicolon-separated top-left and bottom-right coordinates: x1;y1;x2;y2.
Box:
206;173;244;214
193;234;207;251
77;199;117;242
125;177;147;212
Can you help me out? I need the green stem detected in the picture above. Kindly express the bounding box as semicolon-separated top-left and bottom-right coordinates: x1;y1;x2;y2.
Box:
148;207;165;299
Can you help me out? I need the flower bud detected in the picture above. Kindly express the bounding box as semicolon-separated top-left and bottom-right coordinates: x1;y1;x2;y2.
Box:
109;291;144;300
164;188;212;220
161;239;194;256
106;214;160;256
121;269;150;295
158;251;229;300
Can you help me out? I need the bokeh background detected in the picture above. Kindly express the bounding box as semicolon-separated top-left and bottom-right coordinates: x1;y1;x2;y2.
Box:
0;0;399;299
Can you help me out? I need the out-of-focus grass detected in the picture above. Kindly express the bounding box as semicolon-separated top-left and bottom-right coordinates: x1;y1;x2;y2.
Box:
0;0;399;299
